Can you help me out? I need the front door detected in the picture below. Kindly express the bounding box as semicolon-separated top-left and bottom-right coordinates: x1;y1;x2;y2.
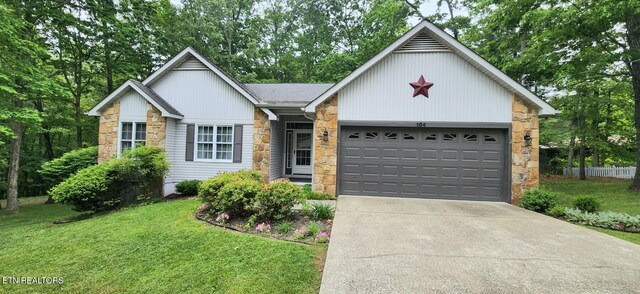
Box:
292;130;312;175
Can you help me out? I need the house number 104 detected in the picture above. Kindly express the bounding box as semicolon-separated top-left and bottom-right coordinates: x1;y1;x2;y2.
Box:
416;122;427;127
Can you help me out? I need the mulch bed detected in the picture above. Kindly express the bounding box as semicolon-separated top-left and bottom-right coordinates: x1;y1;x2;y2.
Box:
195;204;332;245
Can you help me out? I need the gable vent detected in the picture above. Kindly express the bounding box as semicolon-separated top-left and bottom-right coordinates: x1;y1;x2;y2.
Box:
175;57;208;70
395;32;450;53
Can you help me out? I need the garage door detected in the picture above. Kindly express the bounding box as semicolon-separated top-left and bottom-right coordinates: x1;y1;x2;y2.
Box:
339;127;507;201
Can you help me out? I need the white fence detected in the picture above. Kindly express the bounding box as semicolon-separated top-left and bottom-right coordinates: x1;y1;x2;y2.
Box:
563;166;636;179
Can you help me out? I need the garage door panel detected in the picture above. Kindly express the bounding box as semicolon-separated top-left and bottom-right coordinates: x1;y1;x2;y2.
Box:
340;126;506;201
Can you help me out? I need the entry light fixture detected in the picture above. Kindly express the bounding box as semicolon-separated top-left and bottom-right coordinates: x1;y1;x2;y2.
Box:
524;133;532;147
322;130;329;141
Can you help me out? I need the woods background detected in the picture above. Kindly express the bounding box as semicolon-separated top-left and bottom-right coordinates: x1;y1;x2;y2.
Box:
1;0;639;200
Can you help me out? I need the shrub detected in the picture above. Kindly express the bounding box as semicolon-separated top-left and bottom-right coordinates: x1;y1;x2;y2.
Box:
306;223;321;237
300;184;335;200
49;146;168;212
519;188;559;213
199;170;262;203
253;181;304;222
213;179;261;217
176;180;201;195
49;160;129;212
302;184;312;194
39;146;98;187
275;221;294;234
311;203;334;220
573;195;601;213
563;208;640;232
548;205;566;218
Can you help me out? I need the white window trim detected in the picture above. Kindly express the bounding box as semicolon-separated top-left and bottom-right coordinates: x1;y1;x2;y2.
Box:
117;121;147;156
194;124;234;163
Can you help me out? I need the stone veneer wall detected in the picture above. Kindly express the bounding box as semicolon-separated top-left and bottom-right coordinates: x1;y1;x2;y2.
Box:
146;103;166;147
512;95;539;203
313;95;338;195
253;109;271;183
98;100;120;163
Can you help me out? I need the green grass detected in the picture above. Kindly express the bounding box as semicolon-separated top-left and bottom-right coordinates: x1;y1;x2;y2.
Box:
541;177;640;215
0;199;324;293
542;177;640;245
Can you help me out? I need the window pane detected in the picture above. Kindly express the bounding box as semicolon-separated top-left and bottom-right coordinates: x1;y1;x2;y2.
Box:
121;141;132;151
216;143;232;160
197;143;213;159
121;123;133;140
217;126;233;143
136;123;147;141
198;126;214;143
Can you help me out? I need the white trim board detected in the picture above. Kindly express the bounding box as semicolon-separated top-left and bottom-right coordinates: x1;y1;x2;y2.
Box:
86;80;183;119
303;20;558;116
142;47;278;121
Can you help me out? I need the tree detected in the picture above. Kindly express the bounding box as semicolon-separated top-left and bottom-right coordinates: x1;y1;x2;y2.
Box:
0;2;60;212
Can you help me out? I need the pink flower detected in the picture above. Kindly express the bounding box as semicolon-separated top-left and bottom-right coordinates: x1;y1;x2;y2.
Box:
294;228;306;235
216;213;230;223
316;232;328;239
256;222;271;233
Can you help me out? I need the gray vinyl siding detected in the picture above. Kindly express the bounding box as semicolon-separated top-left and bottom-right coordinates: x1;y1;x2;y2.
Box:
149;69;254;122
338;53;513;123
269;120;284;181
177;57;207;69
118;91;147;122
149;63;256;195
164;122;254;195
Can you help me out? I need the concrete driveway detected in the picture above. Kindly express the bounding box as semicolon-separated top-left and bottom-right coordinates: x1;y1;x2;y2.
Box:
320;196;640;293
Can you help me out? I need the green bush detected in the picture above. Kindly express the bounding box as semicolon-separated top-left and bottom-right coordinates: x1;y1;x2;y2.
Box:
548;205;566;218
300;184;335;200
213;179;261;217
306;223;321;237
39;146;98;187
573;195;601;213
311;203;334;220
563;208;640;232
50;146;168;212
176;180;201;195
199;170;262;203
519;188;559;213
253;181;304;222
302;184;312;194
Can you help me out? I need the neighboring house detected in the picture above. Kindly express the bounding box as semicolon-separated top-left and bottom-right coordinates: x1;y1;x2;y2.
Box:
87;20;556;203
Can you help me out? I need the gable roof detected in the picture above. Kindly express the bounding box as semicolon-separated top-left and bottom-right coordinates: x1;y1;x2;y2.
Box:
247;83;334;106
142;47;277;120
303;20;558;116
87;80;183;119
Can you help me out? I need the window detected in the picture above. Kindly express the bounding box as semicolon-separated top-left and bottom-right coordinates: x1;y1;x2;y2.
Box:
384;132;398;140
443;133;457;142
464;134;478;142
120;122;146;153
483;135;497;142
424;134;437;141
348;132;360;139
365;132;378;140
196;125;234;161
403;133;416;140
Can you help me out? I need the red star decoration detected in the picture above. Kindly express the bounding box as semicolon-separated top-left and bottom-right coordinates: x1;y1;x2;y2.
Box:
409;75;434;98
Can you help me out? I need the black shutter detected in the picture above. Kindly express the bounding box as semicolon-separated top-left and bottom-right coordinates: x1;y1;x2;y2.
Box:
233;124;243;163
185;124;195;161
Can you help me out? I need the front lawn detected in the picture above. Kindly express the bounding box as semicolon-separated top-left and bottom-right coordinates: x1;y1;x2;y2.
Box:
541;177;640;215
0;198;324;293
542;177;640;245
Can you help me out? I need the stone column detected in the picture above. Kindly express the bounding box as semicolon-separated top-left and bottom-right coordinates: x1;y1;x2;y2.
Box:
313;95;338;196
512;95;539;203
146;103;167;148
98;101;120;163
253;109;271;183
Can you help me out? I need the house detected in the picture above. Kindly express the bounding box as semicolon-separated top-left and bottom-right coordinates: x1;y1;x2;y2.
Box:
87;20;556;203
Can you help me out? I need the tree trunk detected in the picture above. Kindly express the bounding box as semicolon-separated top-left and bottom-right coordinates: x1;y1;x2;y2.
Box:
627;11;640;190
5;123;24;213
75;92;82;148
592;149;599;167
579;145;587;180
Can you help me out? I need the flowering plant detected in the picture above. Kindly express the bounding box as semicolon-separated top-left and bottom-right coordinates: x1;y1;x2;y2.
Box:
315;231;329;243
293;228;306;239
215;213;230;224
256;222;271;233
